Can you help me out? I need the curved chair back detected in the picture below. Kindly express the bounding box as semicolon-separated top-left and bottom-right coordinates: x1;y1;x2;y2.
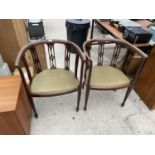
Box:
15;39;86;117
82;38;148;110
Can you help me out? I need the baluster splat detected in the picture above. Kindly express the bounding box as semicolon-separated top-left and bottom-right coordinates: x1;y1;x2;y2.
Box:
122;48;134;73
48;44;56;69
64;46;70;70
111;44;121;67
97;44;104;66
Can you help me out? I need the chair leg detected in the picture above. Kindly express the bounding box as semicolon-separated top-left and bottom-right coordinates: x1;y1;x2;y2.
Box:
28;96;38;118
84;86;90;111
76;88;82;112
121;86;133;107
82;81;85;89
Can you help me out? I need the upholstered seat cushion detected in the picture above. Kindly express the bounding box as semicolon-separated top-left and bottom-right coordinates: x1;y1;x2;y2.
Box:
90;66;130;89
30;69;79;95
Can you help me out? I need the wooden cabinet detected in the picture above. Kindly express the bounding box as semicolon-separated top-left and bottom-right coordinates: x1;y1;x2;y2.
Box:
135;46;155;109
0;76;32;135
0;19;47;71
0;19;31;71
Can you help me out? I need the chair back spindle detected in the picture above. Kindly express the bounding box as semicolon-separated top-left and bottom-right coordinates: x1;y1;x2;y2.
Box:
30;46;42;73
48;44;57;69
64;46;71;70
97;44;104;66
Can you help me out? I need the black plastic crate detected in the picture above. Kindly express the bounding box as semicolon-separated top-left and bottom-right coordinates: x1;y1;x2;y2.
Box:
28;20;45;39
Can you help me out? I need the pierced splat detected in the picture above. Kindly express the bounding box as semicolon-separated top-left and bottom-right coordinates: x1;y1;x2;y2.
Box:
97;44;104;65
30;46;42;73
64;46;70;70
48;44;56;69
111;44;121;67
122;48;135;73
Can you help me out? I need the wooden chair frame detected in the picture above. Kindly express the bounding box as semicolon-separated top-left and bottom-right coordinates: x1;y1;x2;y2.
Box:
83;38;148;111
15;39;86;118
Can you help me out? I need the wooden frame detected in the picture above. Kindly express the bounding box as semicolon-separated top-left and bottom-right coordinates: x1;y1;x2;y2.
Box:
83;38;148;110
15;39;86;118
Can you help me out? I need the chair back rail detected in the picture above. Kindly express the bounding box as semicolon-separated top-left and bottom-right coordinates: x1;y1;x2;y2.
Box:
15;39;86;67
84;38;148;58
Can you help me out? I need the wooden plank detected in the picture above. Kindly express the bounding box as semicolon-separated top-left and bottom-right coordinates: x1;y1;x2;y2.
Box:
15;83;31;134
135;46;155;109
0;112;25;135
0;75;31;134
12;19;33;66
12;19;28;47
0;76;21;112
0;19;20;71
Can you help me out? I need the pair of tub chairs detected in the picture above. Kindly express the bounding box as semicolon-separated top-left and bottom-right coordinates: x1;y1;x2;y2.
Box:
15;39;147;118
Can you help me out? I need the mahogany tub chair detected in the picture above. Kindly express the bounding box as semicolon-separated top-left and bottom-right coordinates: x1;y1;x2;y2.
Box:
15;39;86;118
83;38;148;111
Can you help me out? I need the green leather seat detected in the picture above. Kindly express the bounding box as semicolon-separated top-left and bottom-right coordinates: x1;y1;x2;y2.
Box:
31;69;79;95
90;66;130;89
